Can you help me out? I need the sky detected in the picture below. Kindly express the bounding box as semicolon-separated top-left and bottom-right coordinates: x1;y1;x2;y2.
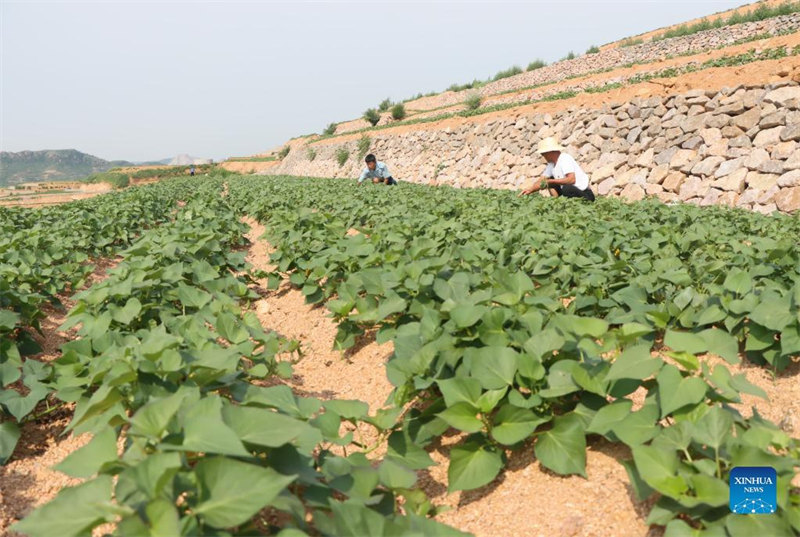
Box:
1;0;749;162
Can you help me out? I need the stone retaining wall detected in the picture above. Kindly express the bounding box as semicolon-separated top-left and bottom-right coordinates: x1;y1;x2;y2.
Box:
332;14;800;135
268;82;800;214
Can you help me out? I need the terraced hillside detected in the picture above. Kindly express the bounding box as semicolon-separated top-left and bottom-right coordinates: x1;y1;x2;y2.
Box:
261;1;800;214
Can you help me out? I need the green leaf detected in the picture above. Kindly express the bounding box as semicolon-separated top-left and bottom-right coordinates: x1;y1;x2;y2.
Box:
54;426;117;478
323;399;369;421
491;405;548;445
691;405;733;450
12;476;115;537
678;473;729;508
611;403;660;446
664;330;707;355
181;398;250;457
386;430;435;470
523;328;565;359
448;438;504;492
534;413;586;477
631;445;687;498
378;459;417;489
699;328;740;365
749;297;794;331
0;421;20;465
723;269;752;295
129;391;187;439
725;513;792;536
145;499;181;537
436;403;483;433
606;344;662;381
111;297;142;325
0;309;20;330
464;347;518;390
586;400;631;436
657;364;708;417
177;284;213;309
552;314;609;338
449;304;487;328
437;377;482;407
222;404;311;448
216;312;249;344
194;457;296;528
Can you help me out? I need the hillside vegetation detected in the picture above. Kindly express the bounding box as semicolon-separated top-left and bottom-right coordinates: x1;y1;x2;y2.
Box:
0;150;133;187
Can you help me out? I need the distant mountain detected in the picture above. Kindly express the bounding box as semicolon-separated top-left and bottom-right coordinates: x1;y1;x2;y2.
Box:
0;149;134;186
169;154;212;166
134;158;173;166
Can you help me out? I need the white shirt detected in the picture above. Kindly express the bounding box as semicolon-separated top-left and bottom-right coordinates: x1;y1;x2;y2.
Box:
358;161;391;183
543;153;590;190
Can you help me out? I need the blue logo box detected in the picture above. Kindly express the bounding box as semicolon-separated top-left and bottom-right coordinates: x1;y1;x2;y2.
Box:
729;466;777;514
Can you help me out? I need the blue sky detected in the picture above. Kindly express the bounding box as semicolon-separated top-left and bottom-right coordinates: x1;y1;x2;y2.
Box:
2;1;747;162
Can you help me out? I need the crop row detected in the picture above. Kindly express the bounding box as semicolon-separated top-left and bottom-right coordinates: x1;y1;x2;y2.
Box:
9;178;464;537
227;176;800;536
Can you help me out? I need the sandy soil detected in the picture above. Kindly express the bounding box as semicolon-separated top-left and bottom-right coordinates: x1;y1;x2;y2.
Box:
242;217;395;413
219;160;281;174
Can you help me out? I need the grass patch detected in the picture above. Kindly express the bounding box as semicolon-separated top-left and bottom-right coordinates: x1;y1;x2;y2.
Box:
363;108;381;126
585;82;623;94
336;147;350;167
586;45;600;54
391;103;407;120
323;123;338;136
492;65;524;81
278;146;290;160
526;59;547;71
620;37;644;48
447;79;486;93
464;93;482;111
357;135;371;158
306;147;317;162
378;98;393;112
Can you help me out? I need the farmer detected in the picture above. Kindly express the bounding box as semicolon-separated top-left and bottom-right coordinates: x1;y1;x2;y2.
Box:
358;154;398;185
519;137;595;201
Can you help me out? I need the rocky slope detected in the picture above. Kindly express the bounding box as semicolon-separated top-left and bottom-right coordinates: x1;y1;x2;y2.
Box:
260;4;800;214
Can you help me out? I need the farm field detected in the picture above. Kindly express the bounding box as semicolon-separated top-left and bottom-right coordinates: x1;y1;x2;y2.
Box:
1;174;798;536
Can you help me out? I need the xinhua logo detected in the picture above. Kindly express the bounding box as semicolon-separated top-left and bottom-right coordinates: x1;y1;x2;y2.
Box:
729;466;777;514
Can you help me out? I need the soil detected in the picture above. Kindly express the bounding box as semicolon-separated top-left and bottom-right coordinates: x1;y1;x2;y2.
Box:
218;160;281;174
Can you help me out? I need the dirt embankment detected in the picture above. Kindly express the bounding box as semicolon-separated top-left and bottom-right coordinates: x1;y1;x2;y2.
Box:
219;160;281;174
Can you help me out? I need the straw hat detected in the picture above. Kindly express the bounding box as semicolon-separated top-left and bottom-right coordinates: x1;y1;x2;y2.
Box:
537;137;564;154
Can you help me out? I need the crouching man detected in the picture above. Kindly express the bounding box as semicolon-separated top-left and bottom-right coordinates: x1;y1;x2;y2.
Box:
358;154;398;185
519;137;595;201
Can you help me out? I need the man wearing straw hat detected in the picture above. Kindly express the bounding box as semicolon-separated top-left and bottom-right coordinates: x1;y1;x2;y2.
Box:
518;137;595;201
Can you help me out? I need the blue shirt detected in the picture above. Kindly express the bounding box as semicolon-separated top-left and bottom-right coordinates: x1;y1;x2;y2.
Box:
358;161;391;183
